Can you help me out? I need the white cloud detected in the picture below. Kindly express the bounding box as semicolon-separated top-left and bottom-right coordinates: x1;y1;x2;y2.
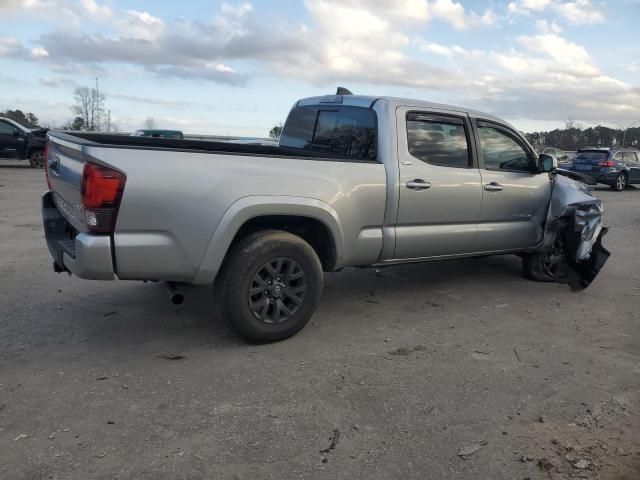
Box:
29;46;49;59
220;1;253;17
79;0;112;18
517;33;590;65
507;0;604;25
0;37;23;57
553;0;605;25
419;41;484;60
522;0;552;10
428;0;497;29
115;10;165;41
535;19;562;33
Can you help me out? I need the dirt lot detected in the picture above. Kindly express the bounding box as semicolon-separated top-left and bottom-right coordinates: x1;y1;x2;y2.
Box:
1;161;639;480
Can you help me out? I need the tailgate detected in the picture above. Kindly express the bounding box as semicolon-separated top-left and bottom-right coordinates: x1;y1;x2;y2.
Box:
572;158;600;172
46;134;89;233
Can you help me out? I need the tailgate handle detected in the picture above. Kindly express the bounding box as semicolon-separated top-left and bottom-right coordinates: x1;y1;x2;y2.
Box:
49;153;60;172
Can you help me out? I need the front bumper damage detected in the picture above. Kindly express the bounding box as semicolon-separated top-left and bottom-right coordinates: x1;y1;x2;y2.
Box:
542;175;610;291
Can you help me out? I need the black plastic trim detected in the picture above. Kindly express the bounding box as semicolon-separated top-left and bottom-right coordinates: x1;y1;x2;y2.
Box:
48;132;380;165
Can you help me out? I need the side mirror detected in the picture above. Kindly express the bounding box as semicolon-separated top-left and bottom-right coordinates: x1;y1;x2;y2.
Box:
538;153;556;173
12;128;21;138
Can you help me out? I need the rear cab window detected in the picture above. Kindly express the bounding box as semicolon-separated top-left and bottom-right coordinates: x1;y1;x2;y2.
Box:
279;105;377;160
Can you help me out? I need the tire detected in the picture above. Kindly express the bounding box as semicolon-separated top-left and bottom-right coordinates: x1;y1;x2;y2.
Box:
523;236;565;283
215;230;323;343
28;150;45;168
611;172;627;191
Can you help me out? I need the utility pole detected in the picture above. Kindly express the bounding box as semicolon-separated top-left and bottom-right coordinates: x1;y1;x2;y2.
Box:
95;77;101;132
107;109;111;133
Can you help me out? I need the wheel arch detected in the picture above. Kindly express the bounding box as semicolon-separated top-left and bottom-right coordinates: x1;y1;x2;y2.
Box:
192;196;345;285
26;145;44;157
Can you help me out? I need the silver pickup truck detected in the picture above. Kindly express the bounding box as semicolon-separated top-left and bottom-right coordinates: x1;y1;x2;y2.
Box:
42;92;609;342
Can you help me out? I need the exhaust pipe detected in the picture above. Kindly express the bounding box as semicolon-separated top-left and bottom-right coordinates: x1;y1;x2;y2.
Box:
166;282;184;305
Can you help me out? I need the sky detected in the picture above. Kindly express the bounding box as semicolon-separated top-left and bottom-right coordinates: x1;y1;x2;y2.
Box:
0;0;638;136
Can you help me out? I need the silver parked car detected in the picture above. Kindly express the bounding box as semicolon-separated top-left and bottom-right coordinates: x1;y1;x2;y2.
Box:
542;147;573;166
42;91;610;342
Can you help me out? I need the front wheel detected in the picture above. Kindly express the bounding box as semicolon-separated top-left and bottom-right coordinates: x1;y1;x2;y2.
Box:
523;237;565;282
215;230;323;343
611;172;627;191
29;150;45;168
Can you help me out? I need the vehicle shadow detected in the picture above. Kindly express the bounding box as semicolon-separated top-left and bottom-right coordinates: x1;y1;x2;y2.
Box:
73;253;528;350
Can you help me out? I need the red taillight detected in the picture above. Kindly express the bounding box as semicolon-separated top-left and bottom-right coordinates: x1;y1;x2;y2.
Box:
44;143;51;189
81;163;126;233
82;163;125;208
598;160;614;167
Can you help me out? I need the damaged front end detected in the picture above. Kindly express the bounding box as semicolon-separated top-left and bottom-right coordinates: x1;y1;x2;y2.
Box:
540;175;610;291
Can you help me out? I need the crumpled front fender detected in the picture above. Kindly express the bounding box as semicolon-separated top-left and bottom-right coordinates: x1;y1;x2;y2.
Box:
556;226;610;291
543;174;611;291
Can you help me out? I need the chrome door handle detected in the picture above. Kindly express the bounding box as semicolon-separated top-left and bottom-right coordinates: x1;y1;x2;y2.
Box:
484;182;503;192
406;179;431;190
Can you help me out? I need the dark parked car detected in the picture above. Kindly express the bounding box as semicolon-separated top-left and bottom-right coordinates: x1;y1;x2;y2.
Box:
0;117;47;167
131;129;184;139
568;148;640;191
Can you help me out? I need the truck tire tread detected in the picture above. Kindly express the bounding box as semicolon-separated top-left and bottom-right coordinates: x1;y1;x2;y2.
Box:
214;229;323;343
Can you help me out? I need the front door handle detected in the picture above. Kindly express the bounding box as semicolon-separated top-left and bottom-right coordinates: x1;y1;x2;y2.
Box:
484;182;503;192
406;179;431;190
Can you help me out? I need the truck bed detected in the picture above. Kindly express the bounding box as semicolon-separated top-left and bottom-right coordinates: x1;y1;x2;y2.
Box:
44;130;388;284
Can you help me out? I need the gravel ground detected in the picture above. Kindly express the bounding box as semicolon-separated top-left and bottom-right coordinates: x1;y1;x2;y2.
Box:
1;161;639;479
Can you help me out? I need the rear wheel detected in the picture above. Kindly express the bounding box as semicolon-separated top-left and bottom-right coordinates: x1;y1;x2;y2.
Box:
215;230;323;343
611;172;627;191
28;150;45;168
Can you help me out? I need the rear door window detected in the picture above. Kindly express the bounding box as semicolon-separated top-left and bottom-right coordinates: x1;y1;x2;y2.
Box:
406;114;470;168
0;121;15;135
279;105;376;160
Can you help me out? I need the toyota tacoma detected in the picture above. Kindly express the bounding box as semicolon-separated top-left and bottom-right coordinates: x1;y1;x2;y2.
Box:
42;91;610;342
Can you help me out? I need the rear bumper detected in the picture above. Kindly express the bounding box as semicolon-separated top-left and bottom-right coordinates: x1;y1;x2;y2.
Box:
594;171;618;184
42;191;115;280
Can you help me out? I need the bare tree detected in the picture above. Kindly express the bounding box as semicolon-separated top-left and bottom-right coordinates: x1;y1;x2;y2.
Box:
143;117;157;129
72;87;106;131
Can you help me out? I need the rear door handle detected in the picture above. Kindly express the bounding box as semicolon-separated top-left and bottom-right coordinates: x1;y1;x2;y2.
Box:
406;179;431;190
484;182;503;192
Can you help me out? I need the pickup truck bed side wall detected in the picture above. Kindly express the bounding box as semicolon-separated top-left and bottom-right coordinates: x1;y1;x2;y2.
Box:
89;146;387;283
